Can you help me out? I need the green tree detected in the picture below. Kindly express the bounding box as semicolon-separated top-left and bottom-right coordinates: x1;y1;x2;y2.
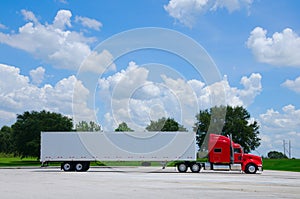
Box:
193;106;226;152
76;121;101;132
146;117;187;132
178;124;188;132
194;106;260;153
115;122;134;132
267;151;288;159
11;110;73;158
0;126;13;154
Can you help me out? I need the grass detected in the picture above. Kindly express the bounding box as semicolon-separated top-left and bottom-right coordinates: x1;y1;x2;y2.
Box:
0;155;299;172
0;156;41;167
0;155;164;167
262;158;300;172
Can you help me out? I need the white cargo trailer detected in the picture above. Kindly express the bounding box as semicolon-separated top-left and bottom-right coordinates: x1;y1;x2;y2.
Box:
41;131;196;172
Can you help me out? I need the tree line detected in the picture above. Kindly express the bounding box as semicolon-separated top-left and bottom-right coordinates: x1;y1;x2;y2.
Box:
0;106;261;159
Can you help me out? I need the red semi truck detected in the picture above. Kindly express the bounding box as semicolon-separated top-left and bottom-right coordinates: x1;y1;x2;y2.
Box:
41;132;262;174
175;133;263;174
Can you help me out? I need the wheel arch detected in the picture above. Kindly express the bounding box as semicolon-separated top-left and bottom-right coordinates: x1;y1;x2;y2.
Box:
242;159;259;172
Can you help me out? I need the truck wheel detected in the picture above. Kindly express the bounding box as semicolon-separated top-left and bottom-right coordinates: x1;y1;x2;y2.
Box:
82;162;90;171
177;163;188;173
190;163;201;173
75;162;85;172
62;162;74;172
245;164;257;174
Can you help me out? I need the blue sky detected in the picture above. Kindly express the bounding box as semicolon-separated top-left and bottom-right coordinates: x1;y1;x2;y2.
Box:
0;0;300;157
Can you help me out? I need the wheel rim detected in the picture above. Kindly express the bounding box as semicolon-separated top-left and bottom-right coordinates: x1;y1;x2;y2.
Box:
192;164;200;172
178;164;187;172
248;165;256;173
76;163;83;171
64;163;71;171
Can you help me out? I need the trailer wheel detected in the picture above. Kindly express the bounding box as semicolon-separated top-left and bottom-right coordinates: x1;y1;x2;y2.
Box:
82;162;90;171
62;162;74;172
190;163;201;173
245;163;257;174
75;162;85;172
177;163;188;173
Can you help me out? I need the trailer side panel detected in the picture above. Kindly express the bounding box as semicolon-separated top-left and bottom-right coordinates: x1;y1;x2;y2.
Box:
41;132;196;163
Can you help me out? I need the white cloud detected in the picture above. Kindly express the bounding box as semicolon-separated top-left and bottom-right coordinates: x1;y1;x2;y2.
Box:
0;10;109;73
258;104;300;158
164;0;209;27
53;9;72;29
247;27;300;67
30;66;45;85
21;9;38;23
75;16;102;31
211;0;253;13
164;0;253;27
260;105;300;130
98;62;262;131
0;62;262;132
0;63;27;85
239;73;262;105
192;73;262;108
282;76;300;93
0;23;7;29
98;61;150;100
57;0;68;4
0;63;94;127
81;50;116;74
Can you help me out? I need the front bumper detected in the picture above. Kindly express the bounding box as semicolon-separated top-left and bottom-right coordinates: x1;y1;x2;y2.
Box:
257;166;263;173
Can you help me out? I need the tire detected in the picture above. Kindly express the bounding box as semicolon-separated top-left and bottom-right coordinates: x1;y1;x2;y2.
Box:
82;162;90;171
75;162;85;172
245;164;257;174
62;162;75;172
177;163;188;173
190;163;201;173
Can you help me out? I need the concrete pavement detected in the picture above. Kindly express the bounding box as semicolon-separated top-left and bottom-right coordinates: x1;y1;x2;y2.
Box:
0;167;299;199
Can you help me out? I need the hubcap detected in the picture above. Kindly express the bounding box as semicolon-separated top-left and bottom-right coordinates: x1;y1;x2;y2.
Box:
179;164;186;171
248;165;256;173
64;163;71;170
76;163;83;171
192;164;199;171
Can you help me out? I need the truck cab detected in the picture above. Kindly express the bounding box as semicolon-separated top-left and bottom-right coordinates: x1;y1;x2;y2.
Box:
208;134;262;174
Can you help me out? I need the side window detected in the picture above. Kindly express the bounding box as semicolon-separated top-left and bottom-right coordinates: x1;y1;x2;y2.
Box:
214;148;222;153
234;148;241;153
